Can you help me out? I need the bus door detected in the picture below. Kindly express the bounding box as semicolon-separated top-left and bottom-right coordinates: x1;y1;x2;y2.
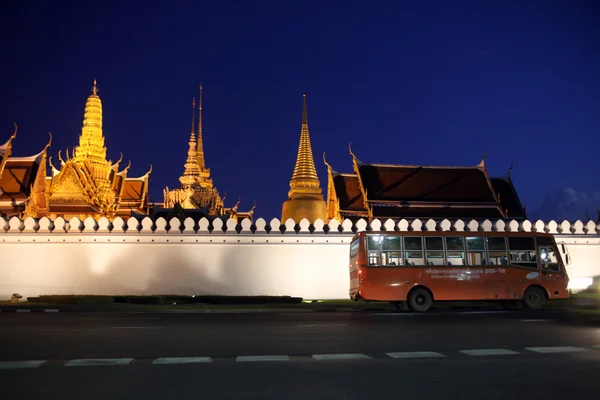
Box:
536;237;567;296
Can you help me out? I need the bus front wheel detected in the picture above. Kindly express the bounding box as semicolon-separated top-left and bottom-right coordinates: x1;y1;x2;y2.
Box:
523;286;546;310
408;288;433;312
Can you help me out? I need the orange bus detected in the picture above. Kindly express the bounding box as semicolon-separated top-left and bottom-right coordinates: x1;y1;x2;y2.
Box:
349;231;569;312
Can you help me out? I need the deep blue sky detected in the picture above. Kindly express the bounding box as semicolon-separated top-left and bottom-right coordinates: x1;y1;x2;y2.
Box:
1;0;599;220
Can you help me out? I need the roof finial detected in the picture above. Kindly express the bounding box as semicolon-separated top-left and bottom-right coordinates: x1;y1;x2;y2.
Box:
482;146;489;161
302;93;308;125
92;79;98;95
506;157;513;176
45;132;53;151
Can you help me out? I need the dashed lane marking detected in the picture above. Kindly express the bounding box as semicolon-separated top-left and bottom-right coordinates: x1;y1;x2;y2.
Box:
298;324;347;327
110;326;164;329
153;357;212;364
64;358;134;367
236;355;290;362
312;353;371;361
460;349;519;356
520;319;554;322
386;351;445;359
525;346;587;354
0;361;46;370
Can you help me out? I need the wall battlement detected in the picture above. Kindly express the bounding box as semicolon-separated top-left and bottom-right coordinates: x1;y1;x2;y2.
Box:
1;216;599;235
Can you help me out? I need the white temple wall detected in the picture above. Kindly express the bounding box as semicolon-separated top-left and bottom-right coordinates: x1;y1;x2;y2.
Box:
1;217;599;300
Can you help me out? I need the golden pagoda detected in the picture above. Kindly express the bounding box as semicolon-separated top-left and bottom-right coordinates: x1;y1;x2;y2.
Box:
281;94;326;223
32;80;152;220
163;86;254;221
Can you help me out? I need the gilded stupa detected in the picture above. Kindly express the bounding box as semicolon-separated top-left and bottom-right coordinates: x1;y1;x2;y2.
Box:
281;94;326;223
37;80;152;220
163;86;254;221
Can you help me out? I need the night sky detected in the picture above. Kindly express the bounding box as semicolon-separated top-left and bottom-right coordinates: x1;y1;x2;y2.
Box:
1;0;599;221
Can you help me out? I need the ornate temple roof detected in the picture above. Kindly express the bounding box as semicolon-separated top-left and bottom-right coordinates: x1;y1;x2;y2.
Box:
327;154;526;221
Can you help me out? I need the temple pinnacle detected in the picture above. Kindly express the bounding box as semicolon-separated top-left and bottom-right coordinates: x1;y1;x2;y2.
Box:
291;93;318;182
92;80;98;95
197;84;205;168
281;93;326;223
190;97;196;142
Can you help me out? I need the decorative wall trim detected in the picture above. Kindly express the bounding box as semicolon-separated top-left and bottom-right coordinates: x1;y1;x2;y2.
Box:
1;216;599;235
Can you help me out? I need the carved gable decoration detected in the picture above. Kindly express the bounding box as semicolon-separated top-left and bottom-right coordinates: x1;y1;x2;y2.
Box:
49;164;87;201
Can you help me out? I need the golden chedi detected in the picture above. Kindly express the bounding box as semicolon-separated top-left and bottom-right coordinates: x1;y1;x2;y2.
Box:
281;94;326;223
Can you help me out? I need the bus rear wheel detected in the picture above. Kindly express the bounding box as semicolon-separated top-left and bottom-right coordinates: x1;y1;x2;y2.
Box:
408;288;432;312
523;286;546;310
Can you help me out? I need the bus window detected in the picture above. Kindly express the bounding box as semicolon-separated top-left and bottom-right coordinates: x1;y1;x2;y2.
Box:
466;237;486;265
508;237;537;268
350;238;360;258
367;235;382;266
487;237;508;266
425;237;444;266
536;237;560;272
404;237;424;266
381;236;402;266
445;236;465;266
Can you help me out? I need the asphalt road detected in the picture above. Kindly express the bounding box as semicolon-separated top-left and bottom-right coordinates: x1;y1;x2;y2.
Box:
1;309;599;399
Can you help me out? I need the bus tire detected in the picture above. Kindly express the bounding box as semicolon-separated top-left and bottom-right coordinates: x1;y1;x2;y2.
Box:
523;286;546;310
408;288;433;313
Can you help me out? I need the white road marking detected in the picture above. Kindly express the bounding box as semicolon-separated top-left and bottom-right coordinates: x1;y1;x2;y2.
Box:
65;358;134;366
110;326;164;329
0;360;46;370
520;319;554;322
298;324;347;327
153;357;212;364
236;355;290;362
526;346;587;354
312;353;371;360
460;349;519;356
594;345;600;349
16;309;31;313
44;309;59;312
386;351;445;359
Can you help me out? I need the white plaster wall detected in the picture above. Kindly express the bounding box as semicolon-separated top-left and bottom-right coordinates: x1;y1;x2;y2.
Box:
1;217;600;300
555;235;600;291
0;235;353;300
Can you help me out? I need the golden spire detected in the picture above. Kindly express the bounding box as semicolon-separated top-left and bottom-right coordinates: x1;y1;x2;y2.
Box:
179;98;202;186
73;79;107;163
281;94;325;223
197;84;205;168
289;94;320;192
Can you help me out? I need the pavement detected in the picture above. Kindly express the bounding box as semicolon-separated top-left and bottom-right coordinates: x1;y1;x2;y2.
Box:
1;309;599;399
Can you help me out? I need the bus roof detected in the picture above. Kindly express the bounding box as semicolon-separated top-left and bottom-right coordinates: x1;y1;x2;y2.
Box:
351;230;556;241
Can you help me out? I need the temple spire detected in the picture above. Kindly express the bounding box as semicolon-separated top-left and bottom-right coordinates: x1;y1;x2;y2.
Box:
290;94;319;184
190;97;196;142
197;84;205;168
180;98;201;186
74;79;107;163
281;93;326;223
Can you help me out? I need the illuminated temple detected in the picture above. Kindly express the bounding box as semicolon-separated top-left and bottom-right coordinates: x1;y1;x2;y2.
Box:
0;81;151;220
323;147;527;222
159;86;254;222
281;94;326;223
